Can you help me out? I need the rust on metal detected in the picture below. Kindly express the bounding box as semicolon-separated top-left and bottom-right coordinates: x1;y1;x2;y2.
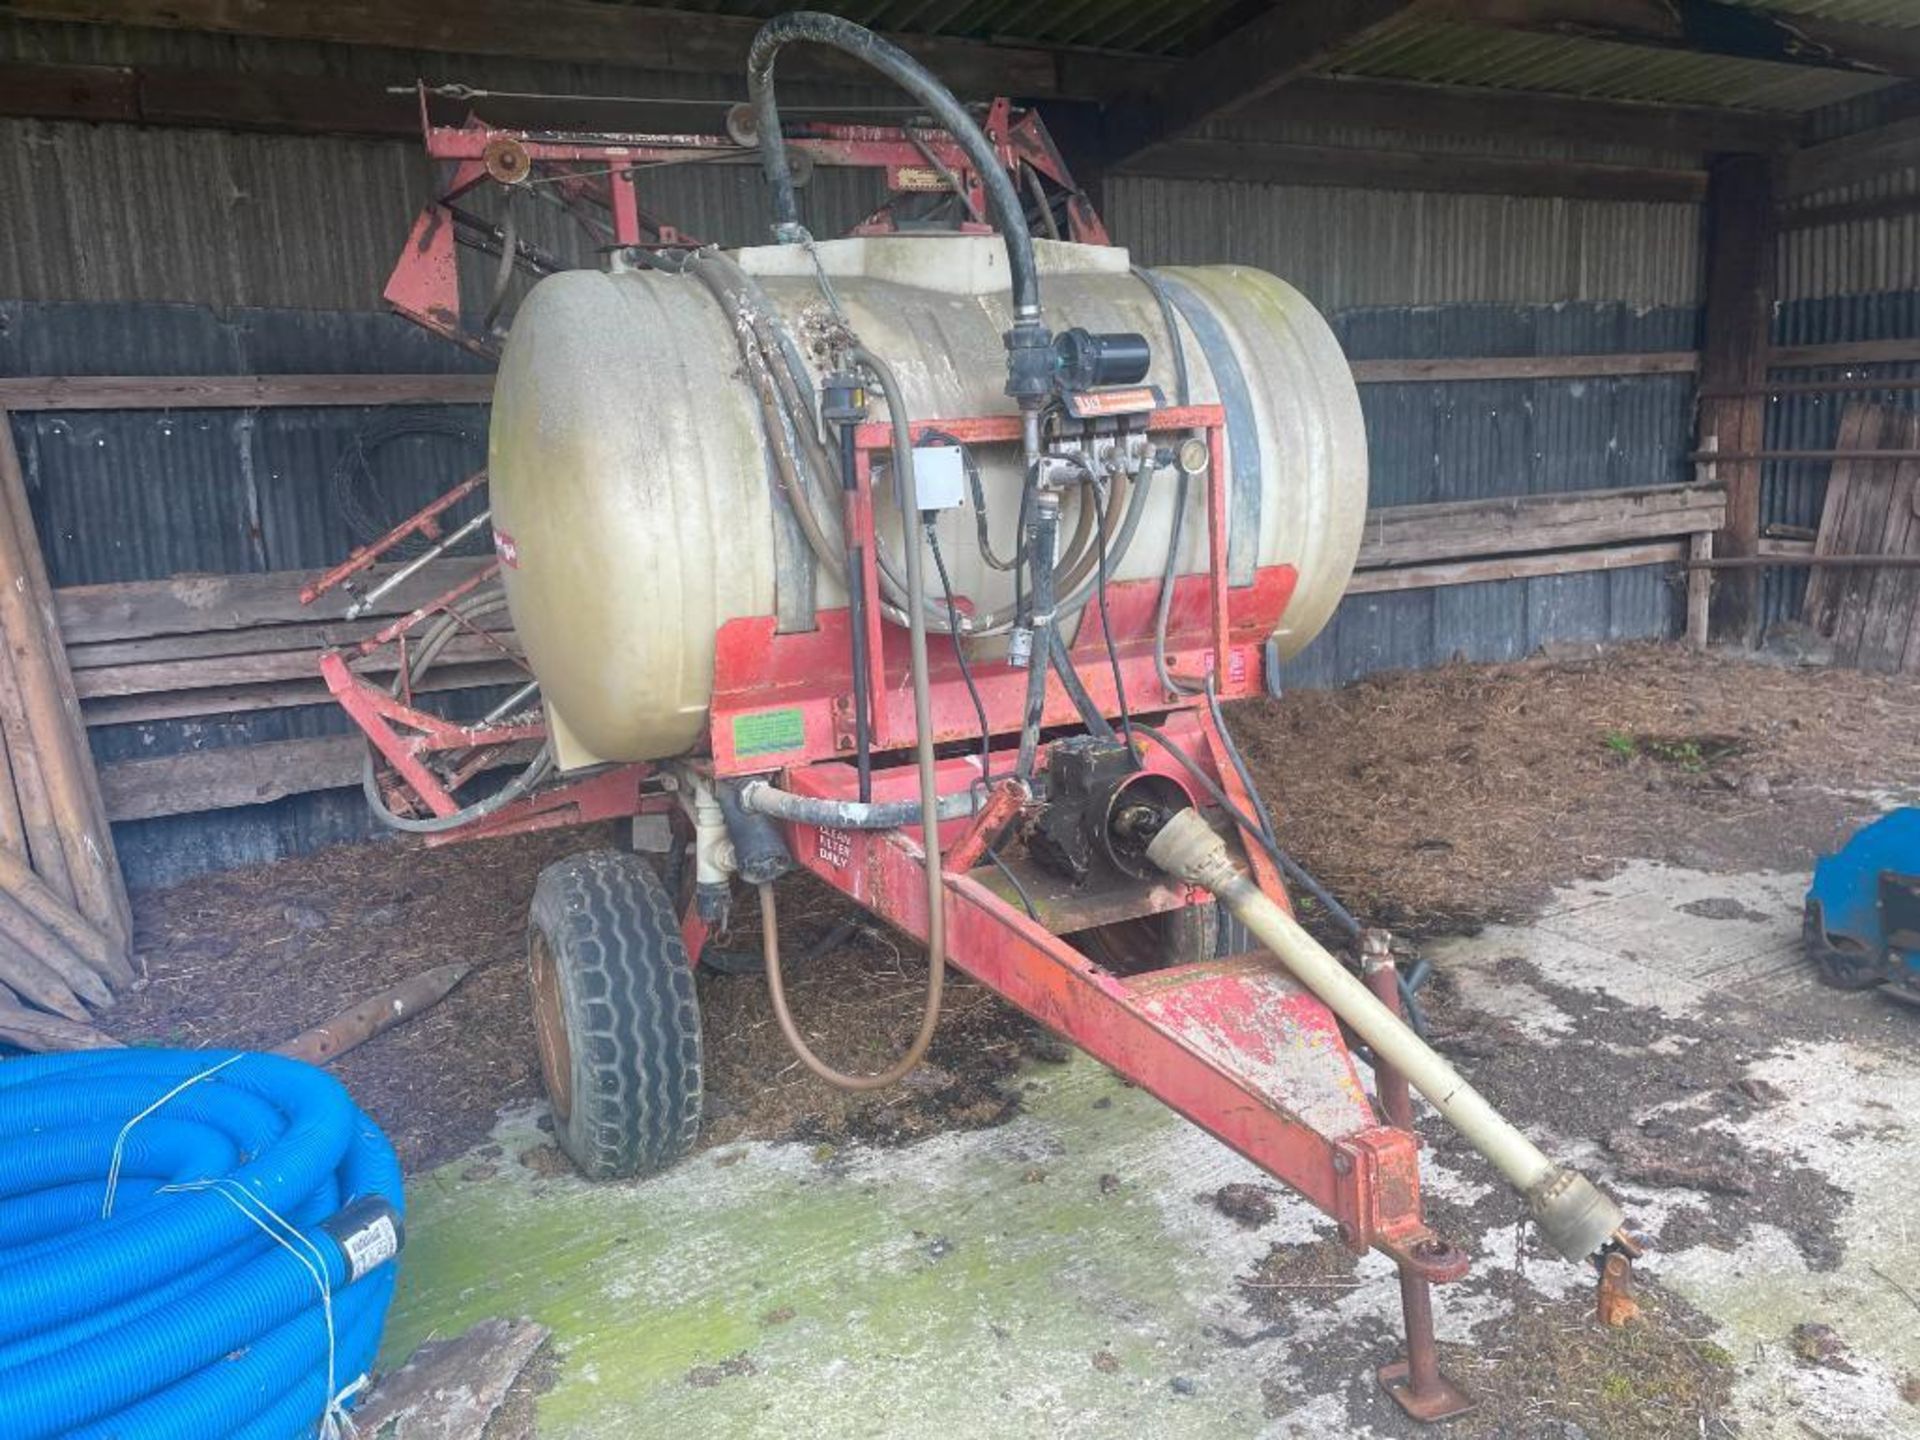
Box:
274;961;472;1066
1596;1232;1644;1327
1364;940;1475;1416
942;778;1026;875
529;931;573;1123
483;135;532;185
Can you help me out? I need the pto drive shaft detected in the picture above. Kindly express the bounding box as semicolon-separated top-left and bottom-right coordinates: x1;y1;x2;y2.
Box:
1145;808;1624;1262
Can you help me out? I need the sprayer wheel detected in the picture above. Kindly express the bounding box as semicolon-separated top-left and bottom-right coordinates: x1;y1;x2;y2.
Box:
1082;902;1223;975
528;849;703;1181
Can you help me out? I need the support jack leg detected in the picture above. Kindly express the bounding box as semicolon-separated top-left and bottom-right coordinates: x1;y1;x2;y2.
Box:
1378;1265;1475;1422
1367;938;1473;1422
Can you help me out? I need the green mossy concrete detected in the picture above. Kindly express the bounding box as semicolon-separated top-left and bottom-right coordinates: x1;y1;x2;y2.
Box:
382;1057;1289;1438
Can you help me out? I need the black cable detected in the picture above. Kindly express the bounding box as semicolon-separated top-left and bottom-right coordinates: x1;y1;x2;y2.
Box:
1202;676;1365;937
987;844;1039;921
923;428;1014;573
331;413;486;560
1085;476;1135;755
925;523;992;782
1132;723;1362;945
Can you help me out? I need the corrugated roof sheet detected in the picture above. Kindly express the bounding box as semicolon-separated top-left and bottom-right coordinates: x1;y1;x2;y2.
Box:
1739;0;1920;25
1328;20;1895;112
621;0;1920;69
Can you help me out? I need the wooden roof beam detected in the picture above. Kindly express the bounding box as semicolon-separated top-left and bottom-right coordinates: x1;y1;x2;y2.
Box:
0;0;1070;99
1247;75;1796;155
1105;0;1437;163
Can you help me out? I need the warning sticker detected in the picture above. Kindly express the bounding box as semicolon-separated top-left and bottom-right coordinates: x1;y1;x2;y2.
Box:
732;706;806;758
817;827;853;870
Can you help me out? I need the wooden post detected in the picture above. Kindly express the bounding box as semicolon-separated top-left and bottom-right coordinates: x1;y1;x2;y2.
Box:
1696;153;1777;645
0;411;131;952
1687;531;1714;648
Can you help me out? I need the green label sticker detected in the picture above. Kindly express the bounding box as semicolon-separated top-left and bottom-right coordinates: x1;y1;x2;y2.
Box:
732;706;806;758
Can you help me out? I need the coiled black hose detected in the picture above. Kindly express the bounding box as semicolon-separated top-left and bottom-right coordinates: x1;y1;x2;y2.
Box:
745;12;1040;322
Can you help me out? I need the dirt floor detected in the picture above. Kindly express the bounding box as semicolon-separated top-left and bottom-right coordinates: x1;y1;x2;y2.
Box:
1232;643;1920;937
99;641;1920;1438
105;642;1920;1172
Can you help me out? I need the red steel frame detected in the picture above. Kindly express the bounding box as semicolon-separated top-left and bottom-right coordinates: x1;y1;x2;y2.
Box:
306;379;1472;1407
386;87;1107;357
704;406;1473;1406
707;411;1471;1256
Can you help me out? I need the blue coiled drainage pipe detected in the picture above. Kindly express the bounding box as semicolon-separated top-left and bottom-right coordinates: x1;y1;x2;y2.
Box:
0;1050;405;1439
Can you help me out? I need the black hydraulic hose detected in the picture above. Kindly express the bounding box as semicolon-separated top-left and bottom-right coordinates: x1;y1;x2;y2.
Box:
1046;629;1113;741
839;418;874;803
1201;680;1359;941
746;12;1040;321
741;780;977;830
1086;477;1135;754
1015;498;1060;783
927;524;996;779
1204;678;1281;856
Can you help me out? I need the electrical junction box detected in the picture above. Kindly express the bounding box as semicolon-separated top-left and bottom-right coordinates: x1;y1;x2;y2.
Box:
911;445;968;511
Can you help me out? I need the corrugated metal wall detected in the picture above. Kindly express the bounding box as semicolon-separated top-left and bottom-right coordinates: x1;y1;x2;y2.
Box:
2;15;1911;880
2;300;497;885
0;17;894;310
0;21;894;884
1106;165;1707;691
1759;86;1920;632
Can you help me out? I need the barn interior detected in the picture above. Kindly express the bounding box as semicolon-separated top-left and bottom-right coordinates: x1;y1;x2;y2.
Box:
1;3;1918;1438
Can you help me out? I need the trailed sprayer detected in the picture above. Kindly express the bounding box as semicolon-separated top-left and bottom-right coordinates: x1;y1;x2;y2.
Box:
309;12;1634;1418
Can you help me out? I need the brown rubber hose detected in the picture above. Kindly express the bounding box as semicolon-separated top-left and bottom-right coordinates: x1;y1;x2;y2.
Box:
757;345;947;1092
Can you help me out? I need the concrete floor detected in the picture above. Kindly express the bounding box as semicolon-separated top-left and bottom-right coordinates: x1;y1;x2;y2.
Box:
382;861;1920;1439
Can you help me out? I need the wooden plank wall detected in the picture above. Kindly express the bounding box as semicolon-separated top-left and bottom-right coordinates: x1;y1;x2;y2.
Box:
31;338;1909;841
56;479;1725;824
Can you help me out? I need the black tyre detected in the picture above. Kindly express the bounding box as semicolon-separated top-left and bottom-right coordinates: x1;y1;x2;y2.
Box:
528;849;703;1180
1082;902;1222;974
1805;903;1886;992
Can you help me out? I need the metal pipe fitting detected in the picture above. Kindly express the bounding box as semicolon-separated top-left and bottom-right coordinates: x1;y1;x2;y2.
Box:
1145;807;1624;1262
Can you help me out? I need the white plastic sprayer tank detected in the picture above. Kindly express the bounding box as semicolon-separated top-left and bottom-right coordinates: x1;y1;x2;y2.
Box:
487;235;1368;767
